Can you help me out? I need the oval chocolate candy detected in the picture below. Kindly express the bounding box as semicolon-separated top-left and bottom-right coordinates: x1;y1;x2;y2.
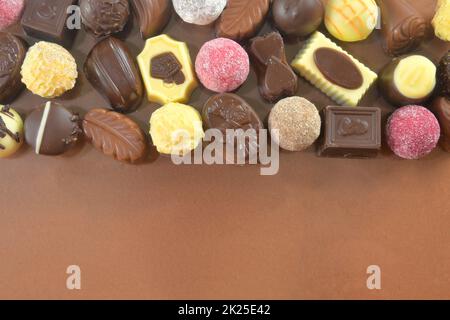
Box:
130;0;172;39
84;37;144;113
313;48;363;90
0;33;27;104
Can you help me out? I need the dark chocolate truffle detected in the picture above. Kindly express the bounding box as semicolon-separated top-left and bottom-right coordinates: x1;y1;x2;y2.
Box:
437;51;450;99
25;102;81;156
80;0;130;37
0;32;27;104
272;0;324;38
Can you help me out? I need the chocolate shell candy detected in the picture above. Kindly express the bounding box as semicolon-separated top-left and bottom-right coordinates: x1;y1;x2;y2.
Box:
249;32;298;102
378;0;430;56
130;0;172;39
437;51;449;99
80;0;130;38
0;33;27;104
83;108;148;163
25;102;81;156
84;37;144;113
272;0;324;38
216;0;270;41
379;55;436;107
430;97;450;152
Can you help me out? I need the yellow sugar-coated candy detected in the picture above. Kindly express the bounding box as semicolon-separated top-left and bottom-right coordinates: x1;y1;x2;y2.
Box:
0;105;23;158
432;0;450;41
149;103;204;155
325;0;379;42
138;35;198;105
21;41;78;98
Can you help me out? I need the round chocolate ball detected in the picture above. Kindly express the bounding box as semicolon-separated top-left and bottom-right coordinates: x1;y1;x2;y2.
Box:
269;96;321;151
80;0;130;37
25;102;81;156
272;0;324;38
386;105;441;160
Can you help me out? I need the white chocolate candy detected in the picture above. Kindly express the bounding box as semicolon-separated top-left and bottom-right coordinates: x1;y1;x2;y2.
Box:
173;0;227;25
0;105;23;158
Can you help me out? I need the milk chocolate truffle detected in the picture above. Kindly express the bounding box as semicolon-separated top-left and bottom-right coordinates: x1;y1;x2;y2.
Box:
80;0;130;37
378;0;430;56
25;102;81;156
0;32;27;104
430;97;450;152
379;55;436;107
0;105;23;158
437;51;450;99
272;0;324;38
268;96;321;152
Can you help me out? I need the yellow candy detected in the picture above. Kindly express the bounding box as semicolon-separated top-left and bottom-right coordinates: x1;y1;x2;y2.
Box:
21;42;78;98
137;35;198;105
432;0;450;41
149;103;204;155
0;105;23;158
325;0;379;42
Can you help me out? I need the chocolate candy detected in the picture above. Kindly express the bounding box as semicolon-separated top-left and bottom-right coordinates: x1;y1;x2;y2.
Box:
216;0;270;41
137;34;197;105
430;97;450;152
21;0;78;47
319;106;381;158
249;32;298;103
379;55;436;107
272;0;324;38
130;0;172;39
25;102;81;156
80;0;130;37
291;32;378;107
0;32;26;104
0;105;23;158
83;108;148;163
149;103;205;155
324;0;378;42
378;0;430;56
432;0;450;41
437;51;449;99
84;37;144;113
173;0;226;25
268;96;321;152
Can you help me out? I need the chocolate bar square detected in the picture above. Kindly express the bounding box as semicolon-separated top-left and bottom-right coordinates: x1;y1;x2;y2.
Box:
319;106;381;158
21;0;78;47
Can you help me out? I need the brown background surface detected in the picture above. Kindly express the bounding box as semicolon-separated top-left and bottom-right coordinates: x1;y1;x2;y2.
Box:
1;0;449;299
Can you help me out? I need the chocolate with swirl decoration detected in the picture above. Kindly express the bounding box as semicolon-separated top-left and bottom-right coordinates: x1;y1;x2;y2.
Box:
0;33;27;104
378;0;430;56
0;105;23;158
80;0;130;37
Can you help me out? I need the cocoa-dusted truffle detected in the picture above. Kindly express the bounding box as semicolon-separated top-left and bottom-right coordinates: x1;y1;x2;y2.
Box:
268;96;321;151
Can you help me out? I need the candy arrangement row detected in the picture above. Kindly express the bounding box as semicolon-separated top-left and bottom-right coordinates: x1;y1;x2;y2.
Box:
0;0;449;163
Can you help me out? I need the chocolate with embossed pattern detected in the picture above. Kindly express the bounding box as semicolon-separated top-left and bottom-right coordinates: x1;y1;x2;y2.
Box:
84;37;144;113
80;0;130;37
21;0;78;47
319;106;382;158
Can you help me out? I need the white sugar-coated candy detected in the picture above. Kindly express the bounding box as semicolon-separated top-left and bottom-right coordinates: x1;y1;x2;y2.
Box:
173;0;227;25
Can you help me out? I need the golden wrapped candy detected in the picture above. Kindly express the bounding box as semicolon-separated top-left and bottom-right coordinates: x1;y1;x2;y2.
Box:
432;0;450;41
21;42;78;98
149;103;204;156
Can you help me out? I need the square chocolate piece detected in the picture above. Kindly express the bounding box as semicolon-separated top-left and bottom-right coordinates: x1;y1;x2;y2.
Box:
319;106;381;158
21;0;78;47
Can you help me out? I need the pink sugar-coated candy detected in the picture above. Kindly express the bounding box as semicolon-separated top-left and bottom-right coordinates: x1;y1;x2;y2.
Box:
195;38;250;93
0;0;25;30
386;105;441;160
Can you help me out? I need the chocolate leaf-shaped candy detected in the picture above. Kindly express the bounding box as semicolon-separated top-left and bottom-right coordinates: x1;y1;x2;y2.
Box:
83;108;148;163
216;0;270;41
130;0;172;39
